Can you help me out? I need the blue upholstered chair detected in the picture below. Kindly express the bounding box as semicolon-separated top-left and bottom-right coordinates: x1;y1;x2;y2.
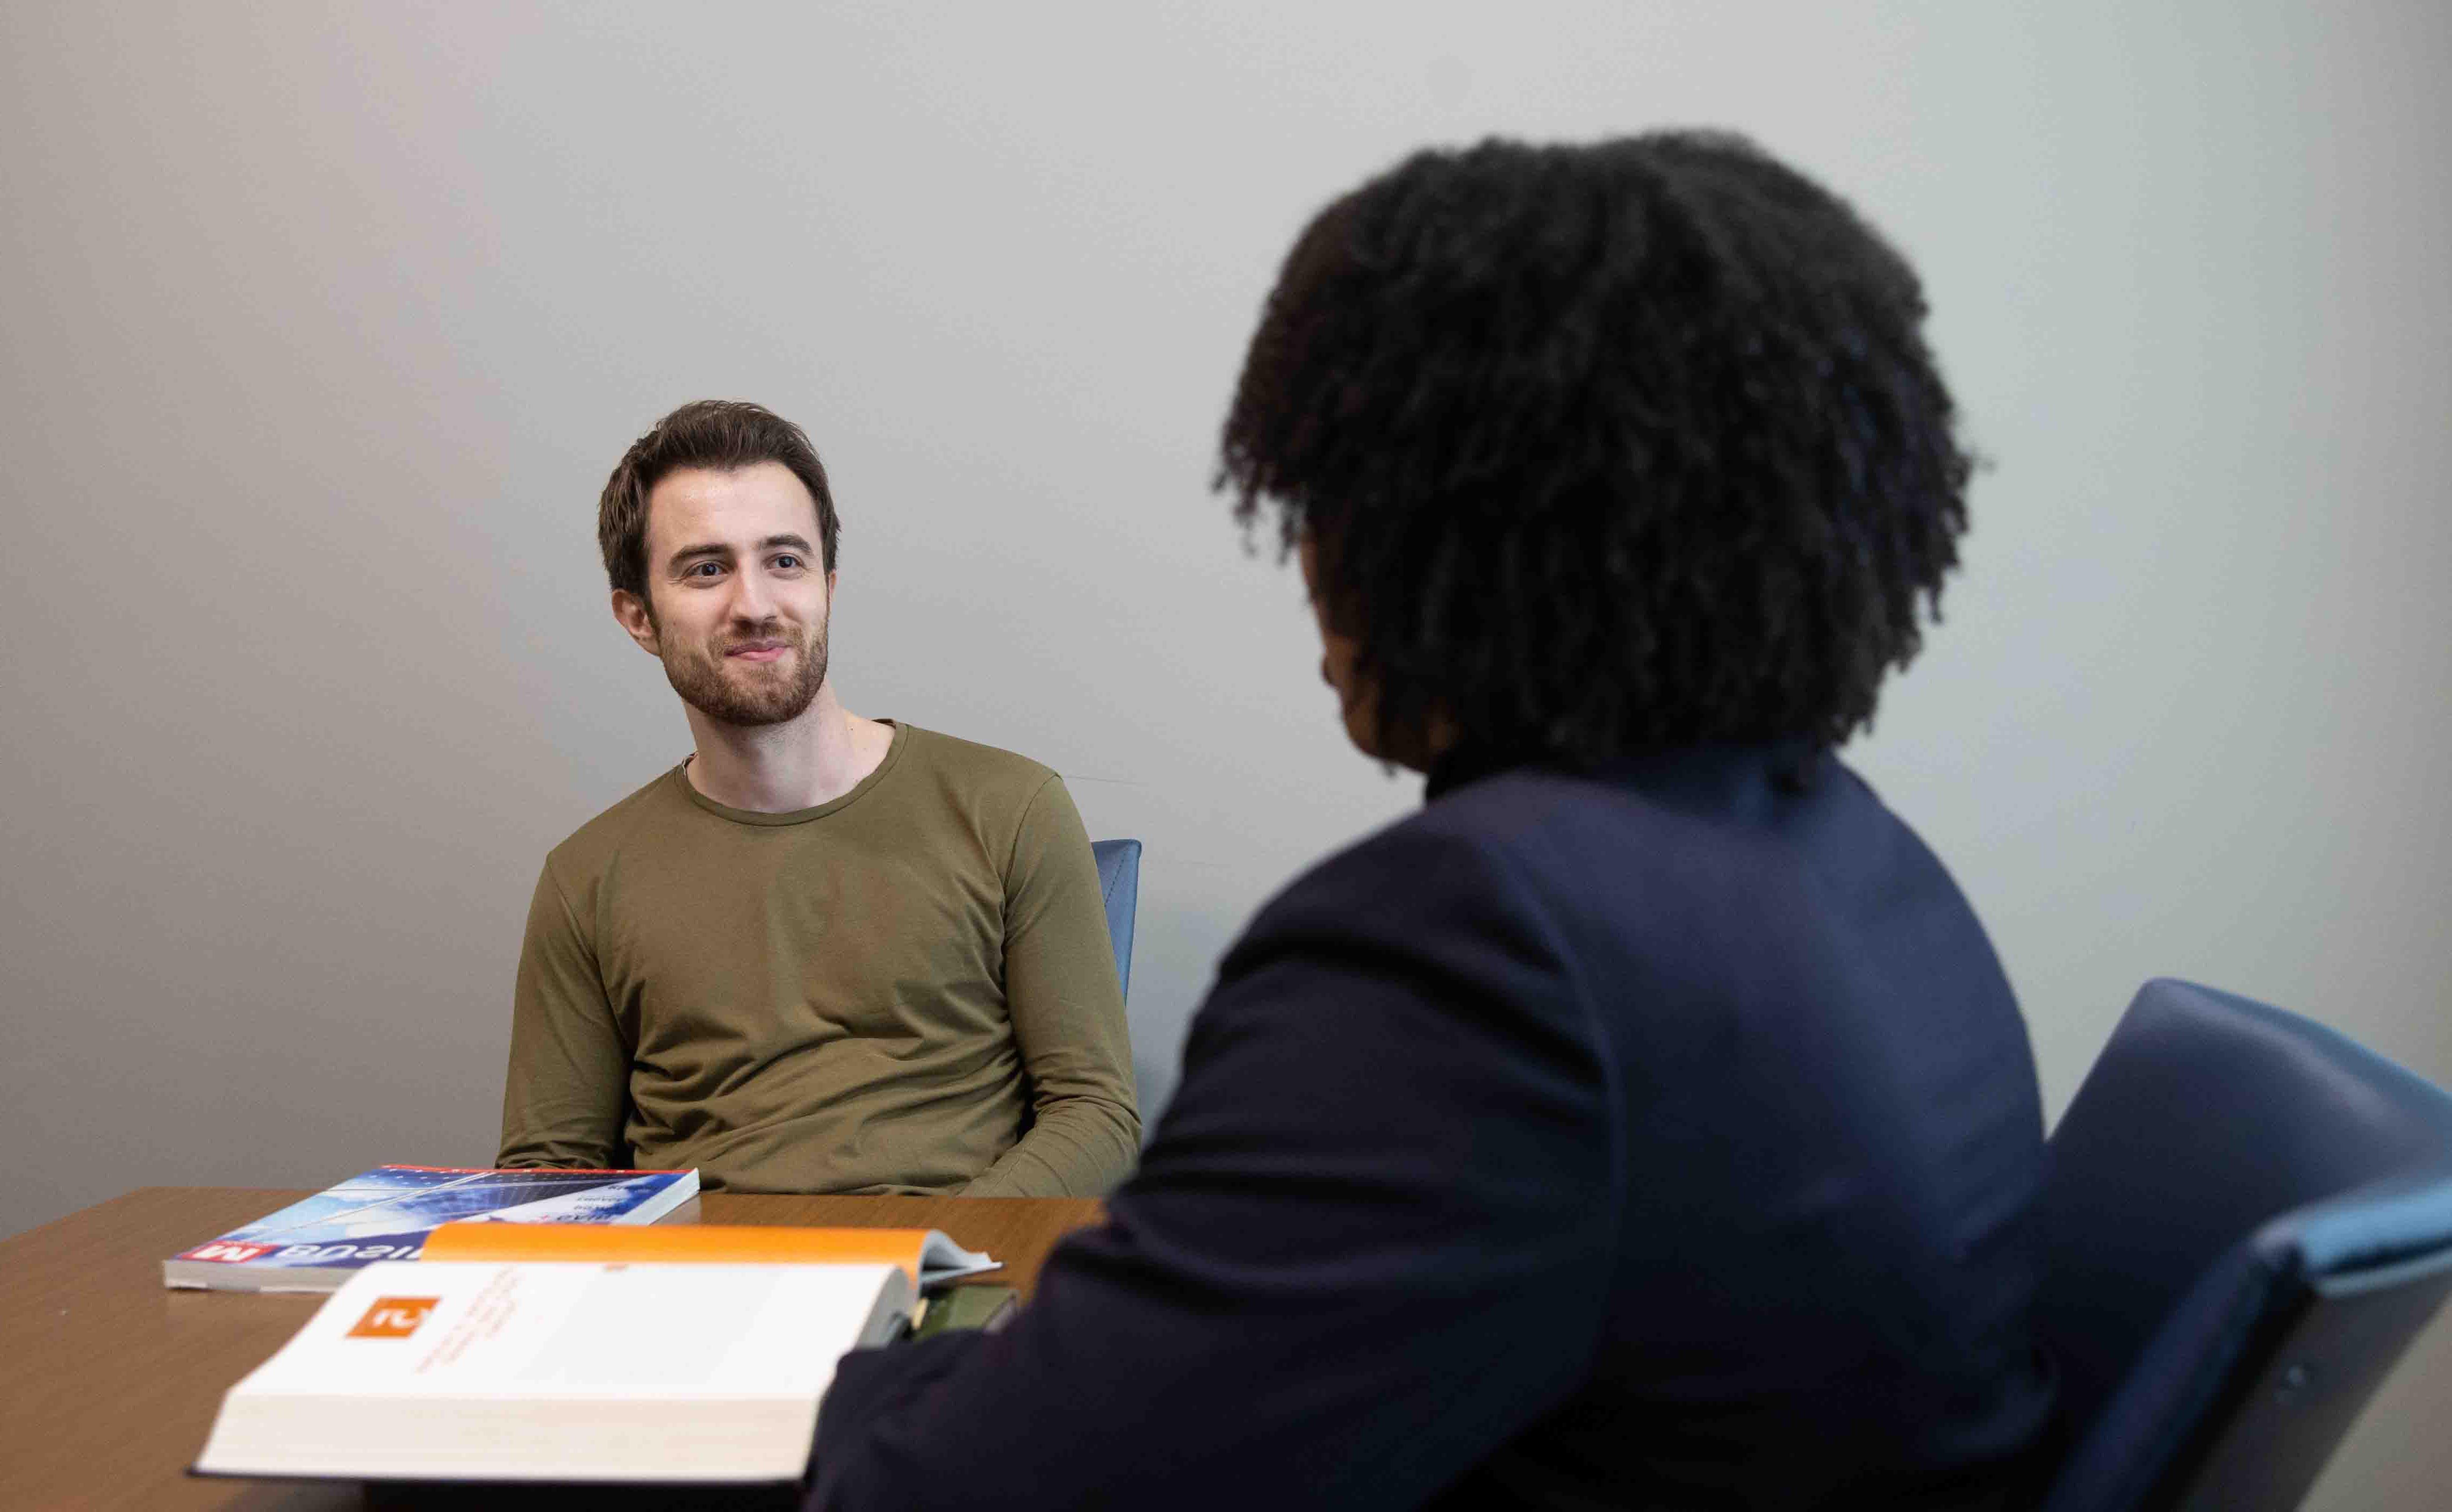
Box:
1089;839;1142;1005
2034;978;2452;1511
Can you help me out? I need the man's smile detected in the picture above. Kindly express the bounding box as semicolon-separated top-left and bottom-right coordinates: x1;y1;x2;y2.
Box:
727;638;790;663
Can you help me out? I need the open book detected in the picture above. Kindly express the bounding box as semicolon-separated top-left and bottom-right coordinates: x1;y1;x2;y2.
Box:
192;1258;911;1485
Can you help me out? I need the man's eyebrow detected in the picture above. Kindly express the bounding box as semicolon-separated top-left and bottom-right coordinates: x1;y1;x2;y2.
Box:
663;542;735;571
759;534;816;555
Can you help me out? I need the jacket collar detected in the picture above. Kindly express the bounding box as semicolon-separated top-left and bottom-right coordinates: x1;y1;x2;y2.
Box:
1424;738;1829;805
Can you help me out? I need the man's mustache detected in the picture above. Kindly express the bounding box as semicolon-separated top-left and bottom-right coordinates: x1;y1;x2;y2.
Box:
722;620;797;652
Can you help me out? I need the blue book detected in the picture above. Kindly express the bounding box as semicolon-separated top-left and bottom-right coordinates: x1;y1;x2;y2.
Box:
164;1164;700;1292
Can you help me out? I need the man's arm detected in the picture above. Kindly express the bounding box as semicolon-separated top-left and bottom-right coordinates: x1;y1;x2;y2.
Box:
957;775;1141;1197
496;861;630;1169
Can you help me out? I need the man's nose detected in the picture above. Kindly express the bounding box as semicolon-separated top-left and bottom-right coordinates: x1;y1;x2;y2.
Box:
729;564;778;622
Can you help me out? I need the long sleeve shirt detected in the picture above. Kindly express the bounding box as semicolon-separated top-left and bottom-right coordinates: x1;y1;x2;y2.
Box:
497;721;1139;1198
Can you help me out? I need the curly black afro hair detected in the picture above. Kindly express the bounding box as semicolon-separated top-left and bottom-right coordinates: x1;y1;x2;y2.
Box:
1218;132;1973;769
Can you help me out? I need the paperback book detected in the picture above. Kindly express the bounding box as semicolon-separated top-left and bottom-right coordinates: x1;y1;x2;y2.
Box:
164;1165;700;1293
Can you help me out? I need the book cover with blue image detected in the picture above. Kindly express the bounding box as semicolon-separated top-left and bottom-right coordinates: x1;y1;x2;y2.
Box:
165;1164;700;1292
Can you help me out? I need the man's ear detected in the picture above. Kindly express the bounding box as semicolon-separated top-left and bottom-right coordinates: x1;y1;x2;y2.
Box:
611;588;660;656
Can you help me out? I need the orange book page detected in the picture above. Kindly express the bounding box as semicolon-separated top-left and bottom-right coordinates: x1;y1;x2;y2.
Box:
420;1222;934;1288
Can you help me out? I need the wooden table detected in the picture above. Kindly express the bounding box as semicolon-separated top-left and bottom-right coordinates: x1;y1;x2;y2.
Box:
1;1187;1105;1511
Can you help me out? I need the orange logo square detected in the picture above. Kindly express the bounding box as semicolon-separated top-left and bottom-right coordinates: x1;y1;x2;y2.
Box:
347;1295;441;1338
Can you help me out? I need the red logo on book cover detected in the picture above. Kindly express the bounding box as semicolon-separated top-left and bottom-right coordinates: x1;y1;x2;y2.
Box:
347;1296;441;1338
184;1241;278;1264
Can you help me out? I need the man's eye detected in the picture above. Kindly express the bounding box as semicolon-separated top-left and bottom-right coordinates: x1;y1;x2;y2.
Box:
773;554;802;570
687;562;724;578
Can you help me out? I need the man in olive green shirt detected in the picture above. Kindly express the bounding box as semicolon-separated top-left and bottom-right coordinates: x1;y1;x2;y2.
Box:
497;400;1138;1197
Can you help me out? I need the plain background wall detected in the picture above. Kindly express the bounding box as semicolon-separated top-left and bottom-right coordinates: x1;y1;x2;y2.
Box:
3;3;2446;1504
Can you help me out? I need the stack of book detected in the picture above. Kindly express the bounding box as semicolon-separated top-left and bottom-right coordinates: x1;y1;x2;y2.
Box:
176;1167;1012;1490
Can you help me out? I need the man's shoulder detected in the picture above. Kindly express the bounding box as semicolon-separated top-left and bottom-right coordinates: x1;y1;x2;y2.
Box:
895;723;1062;807
541;765;691;881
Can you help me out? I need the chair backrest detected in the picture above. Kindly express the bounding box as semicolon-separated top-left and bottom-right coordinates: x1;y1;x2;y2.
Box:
2036;978;2452;1512
1090;839;1142;1004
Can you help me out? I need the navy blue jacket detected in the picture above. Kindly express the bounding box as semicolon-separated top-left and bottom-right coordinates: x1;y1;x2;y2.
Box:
811;747;2058;1509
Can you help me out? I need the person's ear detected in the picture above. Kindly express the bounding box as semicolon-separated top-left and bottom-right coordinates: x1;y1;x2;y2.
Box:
612;588;660;656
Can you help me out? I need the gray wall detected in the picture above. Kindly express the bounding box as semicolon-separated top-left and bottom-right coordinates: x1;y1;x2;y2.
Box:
3;4;2446;1504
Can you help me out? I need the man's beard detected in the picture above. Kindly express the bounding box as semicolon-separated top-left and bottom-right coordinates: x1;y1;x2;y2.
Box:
659;614;829;728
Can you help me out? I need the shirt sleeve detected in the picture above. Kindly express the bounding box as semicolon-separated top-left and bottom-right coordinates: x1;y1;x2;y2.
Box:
811;824;1618;1510
959;775;1141;1197
495;860;630;1169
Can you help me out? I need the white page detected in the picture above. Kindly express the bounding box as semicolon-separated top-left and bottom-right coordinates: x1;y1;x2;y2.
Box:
232;1261;902;1400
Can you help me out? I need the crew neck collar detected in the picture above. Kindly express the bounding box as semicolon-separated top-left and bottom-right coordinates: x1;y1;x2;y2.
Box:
673;719;911;826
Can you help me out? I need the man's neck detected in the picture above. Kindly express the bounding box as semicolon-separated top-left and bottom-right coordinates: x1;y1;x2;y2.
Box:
682;687;895;813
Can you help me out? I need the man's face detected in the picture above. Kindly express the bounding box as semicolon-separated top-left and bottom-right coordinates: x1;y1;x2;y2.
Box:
612;462;833;728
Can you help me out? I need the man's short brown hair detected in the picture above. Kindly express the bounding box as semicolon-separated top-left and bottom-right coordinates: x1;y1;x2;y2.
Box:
599;400;841;609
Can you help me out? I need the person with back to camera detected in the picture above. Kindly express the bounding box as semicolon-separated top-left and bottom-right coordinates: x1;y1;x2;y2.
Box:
807;131;2060;1510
